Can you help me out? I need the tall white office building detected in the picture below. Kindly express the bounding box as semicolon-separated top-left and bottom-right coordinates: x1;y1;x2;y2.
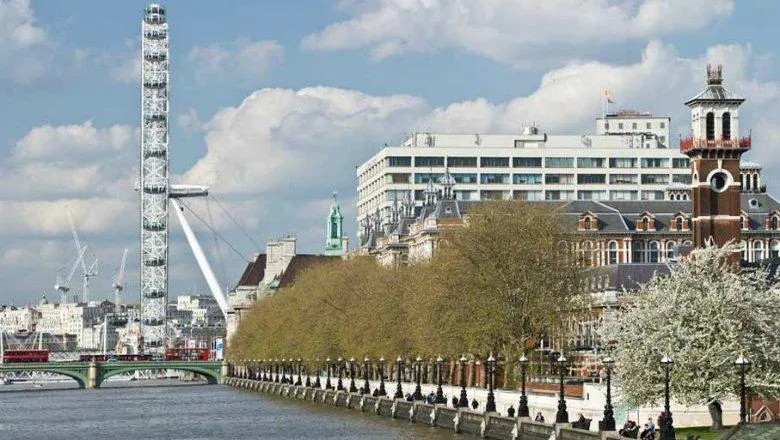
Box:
356;111;689;231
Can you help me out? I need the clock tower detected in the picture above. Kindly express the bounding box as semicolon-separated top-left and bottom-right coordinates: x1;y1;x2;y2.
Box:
682;65;750;248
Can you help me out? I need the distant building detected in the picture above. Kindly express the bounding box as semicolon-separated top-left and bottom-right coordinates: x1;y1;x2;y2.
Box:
356;111;688;242
226;236;340;341
324;192;348;256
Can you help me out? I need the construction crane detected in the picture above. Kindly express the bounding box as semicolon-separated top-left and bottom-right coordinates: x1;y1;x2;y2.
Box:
54;245;87;304
67;210;99;303
112;249;128;314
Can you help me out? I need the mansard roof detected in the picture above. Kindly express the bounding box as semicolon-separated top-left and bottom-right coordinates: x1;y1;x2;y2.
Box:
277;255;338;289
685;84;744;105
236;253;267;287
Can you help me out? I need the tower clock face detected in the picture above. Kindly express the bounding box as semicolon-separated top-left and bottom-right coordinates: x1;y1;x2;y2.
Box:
710;172;728;192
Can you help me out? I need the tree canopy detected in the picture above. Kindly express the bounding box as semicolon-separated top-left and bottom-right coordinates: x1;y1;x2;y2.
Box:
604;243;780;426
228;201;582;364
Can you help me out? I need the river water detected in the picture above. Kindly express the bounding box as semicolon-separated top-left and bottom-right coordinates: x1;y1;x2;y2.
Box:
0;382;457;439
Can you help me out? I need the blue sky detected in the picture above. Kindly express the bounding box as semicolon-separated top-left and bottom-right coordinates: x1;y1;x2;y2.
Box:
1;0;779;305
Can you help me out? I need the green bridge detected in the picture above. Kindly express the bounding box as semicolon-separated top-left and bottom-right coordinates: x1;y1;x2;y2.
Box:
0;361;226;389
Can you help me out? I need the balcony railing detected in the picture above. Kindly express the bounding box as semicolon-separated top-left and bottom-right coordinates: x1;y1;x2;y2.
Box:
680;136;751;153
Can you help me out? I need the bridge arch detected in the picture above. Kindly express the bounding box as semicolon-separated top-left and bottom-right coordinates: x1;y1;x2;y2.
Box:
96;364;220;388
0;366;89;388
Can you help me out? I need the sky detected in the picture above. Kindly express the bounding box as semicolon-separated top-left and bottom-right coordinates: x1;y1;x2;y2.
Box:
1;0;779;305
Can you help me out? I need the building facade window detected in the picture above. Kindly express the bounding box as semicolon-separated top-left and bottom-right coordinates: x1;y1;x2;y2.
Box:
447;157;477;167
771;240;780;259
578;174;606;184
577;190;607;200
608;241;618;264
610;190;638;200
672;158;690;168
480;173;510;184
609;174;637;184
414;173;443;184
641;174;669;185
665;241;676;260
771;215;779;230
648;242;660;263
415;156;444;167
545;157;575;168
388;156;412;167
545;190;575;201
632;241;645;263
676;217;684;231
514;190;543;201
706;112;715;140
641;158;669;168
545;174;575;184
451;173;477;184
513;174;543;184
480;157;510;167
753;241;764;262
577;157;605;168
722;112;731;139
609;158;637;168
513;157;542;168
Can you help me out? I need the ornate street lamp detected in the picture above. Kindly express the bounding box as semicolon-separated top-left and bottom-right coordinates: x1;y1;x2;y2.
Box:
486;353;497;412
601;356;616;431
518;355;529;417
736;354;750;425
304;359;312;388
337;356;345;391
362;357;371;395
555;353;569;423
458;355;468;408
412;356;424;400
394;356;404;399
660;355;675;440
274;359;280;383
295;358;303;386
349;357;358;392
378;356;387;396
262;359;268;381
435;356;445;404
325;357;333;389
282;358;289;383
314;358;321;388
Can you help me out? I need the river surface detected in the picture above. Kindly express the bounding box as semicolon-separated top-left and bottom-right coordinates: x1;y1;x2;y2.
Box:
0;383;458;439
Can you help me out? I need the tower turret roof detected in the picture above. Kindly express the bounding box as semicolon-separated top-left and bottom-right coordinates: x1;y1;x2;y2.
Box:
685;64;744;106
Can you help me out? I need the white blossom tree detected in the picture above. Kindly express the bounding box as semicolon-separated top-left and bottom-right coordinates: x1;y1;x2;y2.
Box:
604;243;780;430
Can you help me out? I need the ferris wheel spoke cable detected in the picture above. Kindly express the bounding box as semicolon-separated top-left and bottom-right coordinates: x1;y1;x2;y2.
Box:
205;198;229;292
208;195;263;252
177;200;250;263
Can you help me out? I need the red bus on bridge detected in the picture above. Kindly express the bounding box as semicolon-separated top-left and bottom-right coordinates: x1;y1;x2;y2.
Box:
3;349;49;363
164;347;209;361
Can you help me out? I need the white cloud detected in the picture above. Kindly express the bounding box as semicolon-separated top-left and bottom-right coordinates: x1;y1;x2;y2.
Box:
188;39;283;83
302;0;734;67
11;121;135;163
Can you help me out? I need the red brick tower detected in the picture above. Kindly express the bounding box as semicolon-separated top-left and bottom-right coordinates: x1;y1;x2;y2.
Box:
681;65;750;248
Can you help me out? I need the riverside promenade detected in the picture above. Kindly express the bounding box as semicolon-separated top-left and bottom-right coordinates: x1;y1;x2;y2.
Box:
224;362;743;438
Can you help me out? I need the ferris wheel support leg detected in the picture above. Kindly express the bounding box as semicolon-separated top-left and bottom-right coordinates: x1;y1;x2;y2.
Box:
170;198;229;318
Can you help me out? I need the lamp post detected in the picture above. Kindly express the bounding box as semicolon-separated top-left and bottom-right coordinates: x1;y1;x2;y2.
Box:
555;353;569;423
458;355;468;408
394;356;404;399
412;356;424;400
325;357;333;389
486;353;497;412
304;359;311;387
601;356;616;431
518;355;529;417
314;358;321;388
378;356;387;396
337;356;344;391
274;359;280;383
262;359;268;381
660;355;675;440
349;357;358;392
435;356;445;404
362;357;371;394
736;354;750;425
296;358;303;386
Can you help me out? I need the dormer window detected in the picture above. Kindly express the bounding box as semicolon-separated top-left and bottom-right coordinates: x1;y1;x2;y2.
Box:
584;217;591;230
676;217;684;231
578;211;598;231
641;217;649;231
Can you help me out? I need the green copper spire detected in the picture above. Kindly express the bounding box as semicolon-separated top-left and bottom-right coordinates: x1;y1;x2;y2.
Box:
325;191;344;256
